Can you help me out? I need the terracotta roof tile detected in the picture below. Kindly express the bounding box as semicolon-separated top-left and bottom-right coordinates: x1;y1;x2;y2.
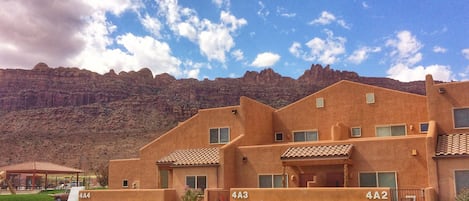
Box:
281;144;353;160
157;147;219;167
436;133;469;157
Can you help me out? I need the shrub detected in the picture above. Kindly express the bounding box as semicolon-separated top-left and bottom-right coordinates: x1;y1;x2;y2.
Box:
181;189;202;201
456;188;469;201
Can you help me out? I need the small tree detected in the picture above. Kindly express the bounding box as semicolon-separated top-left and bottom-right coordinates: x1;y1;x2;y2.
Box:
95;163;109;187
181;189;202;201
456;188;469;201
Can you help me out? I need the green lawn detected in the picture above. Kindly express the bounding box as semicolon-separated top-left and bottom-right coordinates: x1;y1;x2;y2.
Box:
0;190;64;201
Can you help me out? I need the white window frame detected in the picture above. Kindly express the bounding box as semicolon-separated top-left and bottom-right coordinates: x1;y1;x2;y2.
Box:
419;122;429;133
185;175;207;191
293;130;319;142
358;171;397;188
209;127;230;144
316;97;324;108
351;127;362;137
453;107;469;129
122;179;129;188
366;93;375;104
258;174;288;188
274;132;284;142
375;124;407;137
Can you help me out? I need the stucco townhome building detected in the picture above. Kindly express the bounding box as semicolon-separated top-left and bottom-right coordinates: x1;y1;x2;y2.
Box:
96;75;468;201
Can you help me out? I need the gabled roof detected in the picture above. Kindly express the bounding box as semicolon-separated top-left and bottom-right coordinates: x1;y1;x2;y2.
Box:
157;147;219;167
0;161;83;174
281;144;353;160
436;133;469;157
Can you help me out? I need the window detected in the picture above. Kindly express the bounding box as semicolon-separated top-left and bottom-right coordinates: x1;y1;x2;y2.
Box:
366;93;375;104
351;127;362;137
454;108;469;128
376;125;406;137
122;179;129;188
186;176;207;191
160;170;169;188
419;123;429;133
259;174;288;188
316;97;324;108
455;170;469;195
275;132;284;142
293;131;318;142
209;128;230;144
359;172;397;188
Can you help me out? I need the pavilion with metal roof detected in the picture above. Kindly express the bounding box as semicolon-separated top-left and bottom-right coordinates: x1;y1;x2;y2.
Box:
0;161;83;190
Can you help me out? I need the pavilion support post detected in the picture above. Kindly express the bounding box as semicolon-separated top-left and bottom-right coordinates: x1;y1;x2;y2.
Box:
343;163;349;187
32;172;36;190
76;173;79;187
45;173;48;190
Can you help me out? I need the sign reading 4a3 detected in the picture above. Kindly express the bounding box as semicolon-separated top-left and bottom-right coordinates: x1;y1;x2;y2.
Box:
232;191;249;199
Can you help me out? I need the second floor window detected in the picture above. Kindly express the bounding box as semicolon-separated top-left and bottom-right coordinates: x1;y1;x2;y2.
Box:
293;130;318;142
454;108;469;128
210;128;230;144
376;125;406;137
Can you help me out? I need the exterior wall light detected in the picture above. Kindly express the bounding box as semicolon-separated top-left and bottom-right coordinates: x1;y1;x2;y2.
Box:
438;87;446;94
232;109;238;115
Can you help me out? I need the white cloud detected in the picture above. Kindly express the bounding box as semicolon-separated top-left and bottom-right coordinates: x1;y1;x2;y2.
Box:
212;0;230;9
276;6;296;18
291;30;346;64
362;2;370;9
66;1;183;77
0;0;90;68
462;48;469;60
257;1;270;20
140;14;163;38
433;46;447;53
347;46;381;64
385;30;453;81
83;0;142;16
251;52;280;68
289;42;302;58
157;1;246;63
182;60;206;78
309;11;350;29
386;30;423;65
387;64;452;82
310;11;336;25
231;49;244;61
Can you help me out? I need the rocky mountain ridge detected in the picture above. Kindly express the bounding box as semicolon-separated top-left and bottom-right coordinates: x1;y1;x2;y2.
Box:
0;63;426;170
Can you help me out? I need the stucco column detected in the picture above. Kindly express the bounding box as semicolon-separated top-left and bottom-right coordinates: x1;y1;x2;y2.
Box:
282;165;286;188
343;163;348;187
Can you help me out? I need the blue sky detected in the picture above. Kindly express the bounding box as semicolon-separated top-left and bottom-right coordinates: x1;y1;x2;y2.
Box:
0;0;468;82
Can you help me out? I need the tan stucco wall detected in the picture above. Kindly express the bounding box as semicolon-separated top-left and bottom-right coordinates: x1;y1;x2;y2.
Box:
108;159;142;189
238;96;275;145
106;77;469;201
229;188;391;201
436;157;469;201
78;189;176;201
237;136;429;189
109;104;245;189
426;75;469;134
172;166;219;197
274;80;428;141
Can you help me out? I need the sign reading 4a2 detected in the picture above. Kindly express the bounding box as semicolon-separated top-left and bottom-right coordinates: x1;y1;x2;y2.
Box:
366;191;389;200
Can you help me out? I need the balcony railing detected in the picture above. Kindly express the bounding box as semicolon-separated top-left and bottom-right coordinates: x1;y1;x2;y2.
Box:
390;188;425;201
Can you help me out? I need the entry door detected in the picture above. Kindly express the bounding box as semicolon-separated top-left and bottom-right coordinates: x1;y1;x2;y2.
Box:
326;172;344;187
